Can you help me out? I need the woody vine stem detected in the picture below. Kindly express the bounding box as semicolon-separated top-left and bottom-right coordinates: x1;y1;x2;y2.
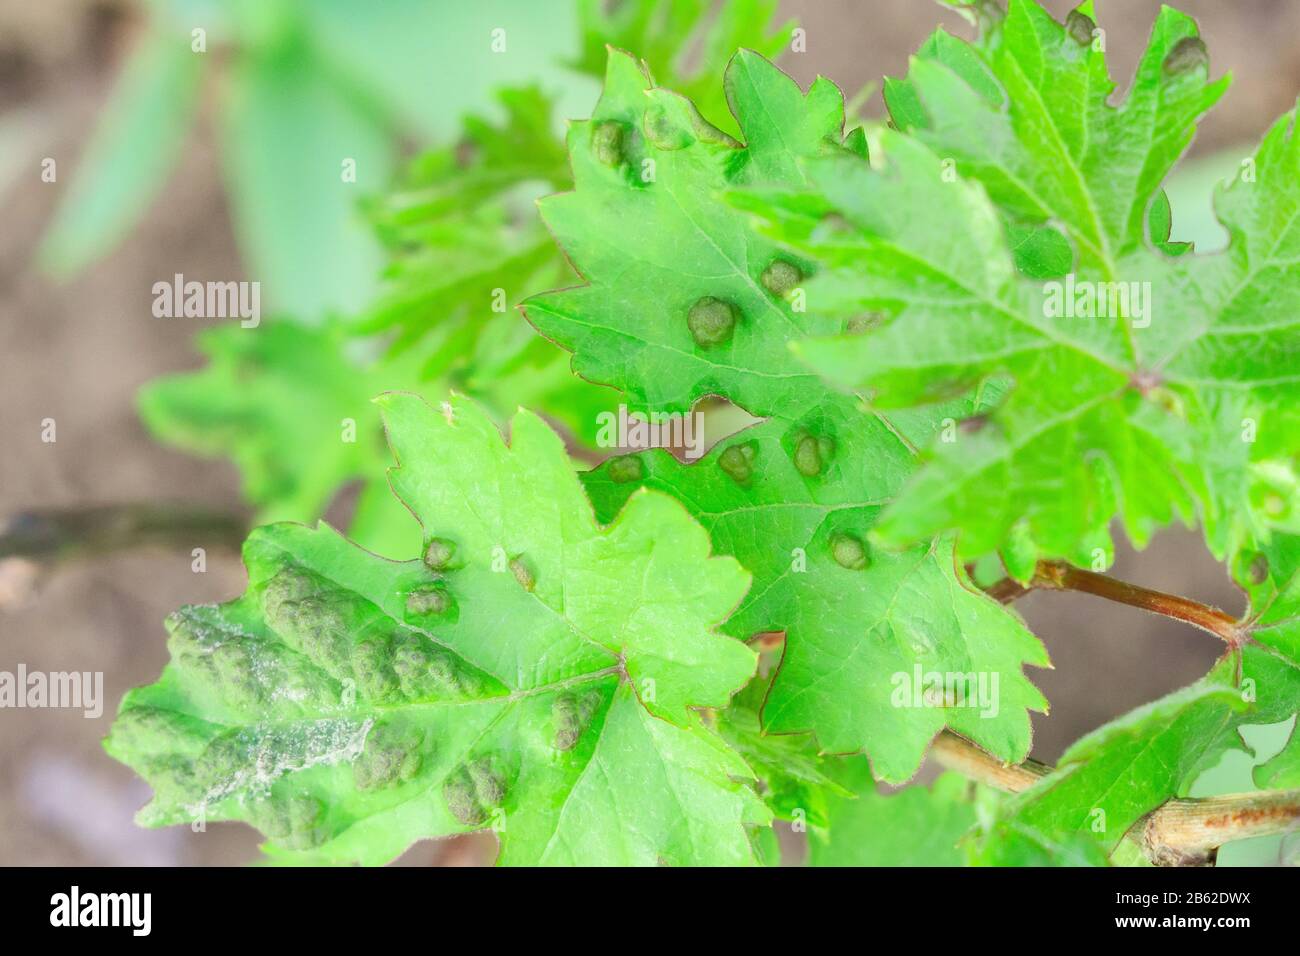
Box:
930;734;1300;866
764;557;1295;864
0;503;248;608
958;560;1292;865
984;559;1243;646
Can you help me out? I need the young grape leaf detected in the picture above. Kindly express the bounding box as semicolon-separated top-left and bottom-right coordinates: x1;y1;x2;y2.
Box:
810;762;983;867
529;49;1049;781
1225;532;1300;777
139;321;425;559
570;0;793;138
528;48;849;419
973;680;1246;863
39;27;202;275
715;673;852;828
586;420;1049;782
886;1;1229;270
359;87;570;353
106;393;767;865
742;6;1300;565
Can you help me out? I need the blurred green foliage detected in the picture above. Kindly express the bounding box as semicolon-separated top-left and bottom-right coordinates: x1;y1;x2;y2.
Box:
39;0;589;316
122;0;791;558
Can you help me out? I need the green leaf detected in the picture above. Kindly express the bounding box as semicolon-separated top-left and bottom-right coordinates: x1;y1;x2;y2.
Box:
358;86;619;447
221;42;393;319
811;765;981;866
300;0;587;142
530;49;1049;781
886;3;1228;269
361;87;569;352
747;4;1300;564
586;421;1048;783
138;321;424;558
716;674;852;827
1255;727;1300;789
571;0;793;138
1225;533;1300;768
976;681;1247;862
585;409;1051;781
39;27;202;274
977;533;1300;865
528;49;847;419
1112;533;1300;810
107;394;767;865
591;437;1049;783
971;820;1110;867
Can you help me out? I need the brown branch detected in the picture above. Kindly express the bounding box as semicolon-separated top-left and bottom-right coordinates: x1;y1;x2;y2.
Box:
0;503;248;607
931;731;1050;790
0;503;247;562
1139;789;1300;866
983;577;1030;604
985;559;1243;645
932;731;1300;866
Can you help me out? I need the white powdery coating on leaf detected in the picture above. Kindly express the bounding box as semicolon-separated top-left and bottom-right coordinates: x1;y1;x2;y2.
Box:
188;717;375;815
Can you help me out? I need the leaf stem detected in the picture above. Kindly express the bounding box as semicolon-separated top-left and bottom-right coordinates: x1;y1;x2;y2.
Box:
932;731;1300;866
987;560;1243;646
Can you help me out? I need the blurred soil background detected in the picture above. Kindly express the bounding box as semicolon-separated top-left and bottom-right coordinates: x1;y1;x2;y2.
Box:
1;0;1297;865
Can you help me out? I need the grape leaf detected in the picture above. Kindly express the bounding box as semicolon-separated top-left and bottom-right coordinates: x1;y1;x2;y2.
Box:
570;0;793;138
886;1;1229;270
106;393;768;865
39;26;202;275
971;820;1109;867
528;48;849;419
585;421;1049;782
973;681;1246;863
755;2;1300;566
810;763;982;867
1225;532;1300;775
138;321;425;559
358;87;570;353
529;49;1049;781
716;673;852;828
1256;732;1300;790
973;532;1300;864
